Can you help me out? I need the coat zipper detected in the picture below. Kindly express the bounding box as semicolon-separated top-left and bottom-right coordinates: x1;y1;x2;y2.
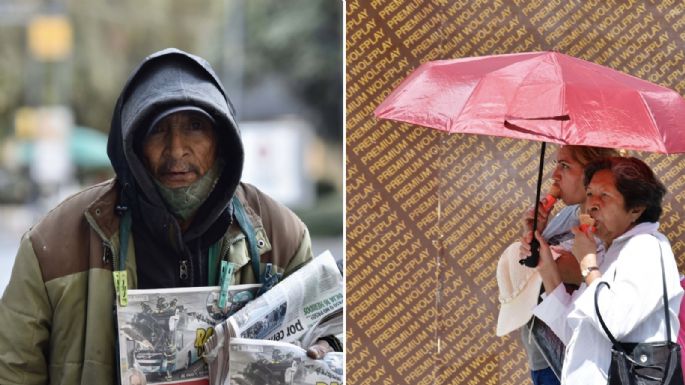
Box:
179;259;189;280
103;241;115;271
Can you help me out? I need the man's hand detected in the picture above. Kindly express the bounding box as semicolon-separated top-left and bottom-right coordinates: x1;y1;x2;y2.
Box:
306;339;333;359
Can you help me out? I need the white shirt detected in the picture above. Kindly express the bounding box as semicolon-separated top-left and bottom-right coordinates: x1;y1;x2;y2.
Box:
533;222;684;385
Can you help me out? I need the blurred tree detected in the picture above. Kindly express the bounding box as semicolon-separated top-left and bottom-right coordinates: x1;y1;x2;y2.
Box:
0;0;341;144
67;0;226;132
0;28;26;138
243;0;342;142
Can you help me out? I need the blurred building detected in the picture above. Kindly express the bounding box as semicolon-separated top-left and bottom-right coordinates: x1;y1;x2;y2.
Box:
0;0;343;294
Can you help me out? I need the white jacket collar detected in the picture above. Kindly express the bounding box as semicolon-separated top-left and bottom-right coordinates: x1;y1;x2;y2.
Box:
612;221;660;245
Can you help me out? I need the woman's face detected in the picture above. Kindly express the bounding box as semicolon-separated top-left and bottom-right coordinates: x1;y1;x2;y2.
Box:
552;147;586;205
586;169;644;244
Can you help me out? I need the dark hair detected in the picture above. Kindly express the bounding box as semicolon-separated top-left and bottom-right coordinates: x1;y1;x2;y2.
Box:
584;157;667;223
565;145;620;167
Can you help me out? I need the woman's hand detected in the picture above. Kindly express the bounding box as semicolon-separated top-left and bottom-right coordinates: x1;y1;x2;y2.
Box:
519;231;533;257
533;231;554;272
533;231;562;295
553;248;582;286
571;226;601;284
571;226;598;270
521;204;551;236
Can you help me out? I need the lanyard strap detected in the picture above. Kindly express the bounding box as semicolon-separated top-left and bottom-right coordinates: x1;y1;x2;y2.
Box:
207;242;221;285
207;199;261;284
113;210;132;306
232;198;261;282
119;210;132;271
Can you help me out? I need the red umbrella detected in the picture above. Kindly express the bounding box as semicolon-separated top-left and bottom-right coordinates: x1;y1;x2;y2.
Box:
375;51;685;152
374;51;685;265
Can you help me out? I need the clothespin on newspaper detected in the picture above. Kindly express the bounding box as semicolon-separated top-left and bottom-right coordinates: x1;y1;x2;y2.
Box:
257;263;282;297
218;260;234;309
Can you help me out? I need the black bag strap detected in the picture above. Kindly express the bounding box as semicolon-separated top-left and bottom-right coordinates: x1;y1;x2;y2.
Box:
594;238;671;349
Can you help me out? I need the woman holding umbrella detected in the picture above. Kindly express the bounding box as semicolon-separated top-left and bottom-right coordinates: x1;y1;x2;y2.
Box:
497;145;617;385
532;156;683;384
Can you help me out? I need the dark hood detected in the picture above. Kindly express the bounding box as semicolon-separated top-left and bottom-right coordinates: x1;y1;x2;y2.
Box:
107;48;244;243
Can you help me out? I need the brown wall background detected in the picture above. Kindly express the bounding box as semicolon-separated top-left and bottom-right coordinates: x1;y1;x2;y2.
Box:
346;1;685;384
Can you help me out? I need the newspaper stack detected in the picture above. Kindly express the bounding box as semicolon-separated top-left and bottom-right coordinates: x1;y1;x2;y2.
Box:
204;250;344;385
116;284;261;385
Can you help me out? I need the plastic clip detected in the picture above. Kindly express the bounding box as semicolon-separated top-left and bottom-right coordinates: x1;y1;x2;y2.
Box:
218;261;234;309
257;263;282;296
112;270;128;306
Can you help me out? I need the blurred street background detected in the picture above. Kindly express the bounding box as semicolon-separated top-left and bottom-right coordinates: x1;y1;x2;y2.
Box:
0;0;343;294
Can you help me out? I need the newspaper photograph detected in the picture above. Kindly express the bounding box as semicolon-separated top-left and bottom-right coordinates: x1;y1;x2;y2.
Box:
228;250;343;345
116;284;261;385
228;338;343;385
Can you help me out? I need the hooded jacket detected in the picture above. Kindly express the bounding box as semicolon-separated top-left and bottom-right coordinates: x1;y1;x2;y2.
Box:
0;49;313;384
111;48;247;288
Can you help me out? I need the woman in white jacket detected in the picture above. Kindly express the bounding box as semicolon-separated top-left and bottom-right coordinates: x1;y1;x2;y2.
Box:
531;156;683;384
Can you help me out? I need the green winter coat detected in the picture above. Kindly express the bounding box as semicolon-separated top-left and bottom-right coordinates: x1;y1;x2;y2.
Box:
0;179;312;384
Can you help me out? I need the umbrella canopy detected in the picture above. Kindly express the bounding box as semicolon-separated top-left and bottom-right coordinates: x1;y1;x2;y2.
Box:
375;51;685;153
374;51;685;266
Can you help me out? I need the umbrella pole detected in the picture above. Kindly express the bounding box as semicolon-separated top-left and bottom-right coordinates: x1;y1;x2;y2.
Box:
520;142;546;267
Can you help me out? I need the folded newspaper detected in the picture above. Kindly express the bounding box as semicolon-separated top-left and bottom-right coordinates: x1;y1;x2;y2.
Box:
116;284;261;385
204;250;344;385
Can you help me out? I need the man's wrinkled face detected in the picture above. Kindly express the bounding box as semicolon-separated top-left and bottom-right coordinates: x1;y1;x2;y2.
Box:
142;111;217;188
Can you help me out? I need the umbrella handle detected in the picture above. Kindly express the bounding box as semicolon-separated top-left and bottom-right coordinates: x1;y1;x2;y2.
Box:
519;142;546;268
521;239;540;267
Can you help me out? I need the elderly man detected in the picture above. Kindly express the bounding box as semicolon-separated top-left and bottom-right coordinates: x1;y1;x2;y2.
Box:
0;48;339;384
